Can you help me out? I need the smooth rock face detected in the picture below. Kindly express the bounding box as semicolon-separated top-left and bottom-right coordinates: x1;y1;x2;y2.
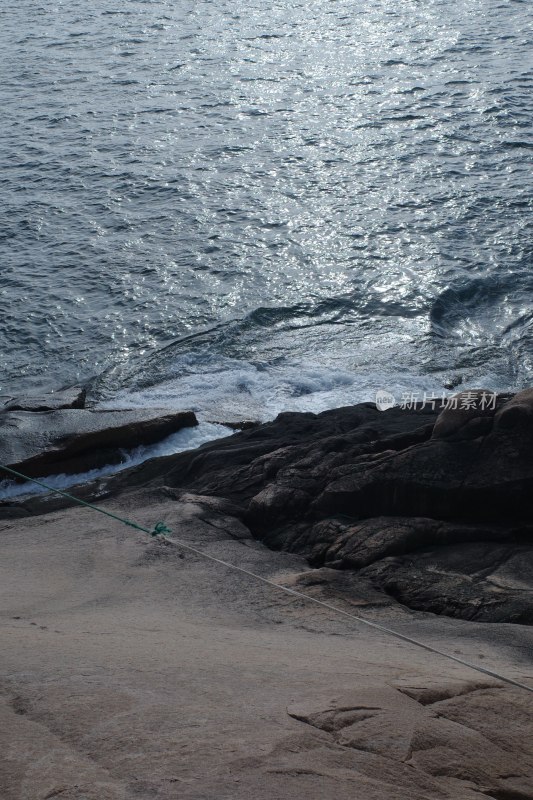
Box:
0;408;197;479
2;495;532;800
2;386;87;412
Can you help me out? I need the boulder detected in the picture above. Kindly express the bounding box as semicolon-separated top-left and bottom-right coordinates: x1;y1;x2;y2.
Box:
431;388;498;440
494;388;533;435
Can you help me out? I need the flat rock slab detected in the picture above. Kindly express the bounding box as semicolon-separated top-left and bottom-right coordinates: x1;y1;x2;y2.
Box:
1;497;531;800
2;387;87;412
0;408;197;479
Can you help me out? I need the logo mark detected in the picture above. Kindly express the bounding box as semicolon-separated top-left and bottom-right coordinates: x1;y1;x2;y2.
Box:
375;390;395;411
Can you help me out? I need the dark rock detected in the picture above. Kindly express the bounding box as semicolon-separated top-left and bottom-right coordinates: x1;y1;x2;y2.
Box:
361;542;533;624
3;386;87;412
108;403;437;503
312;410;533;522
273;516;511;569
0;408;197;479
0;477;115;519
209;420;261;431
143;390;531;624
493;387;533;434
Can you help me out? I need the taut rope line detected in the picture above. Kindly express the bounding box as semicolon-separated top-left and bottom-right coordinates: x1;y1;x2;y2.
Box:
1;463;532;695
0;464;170;538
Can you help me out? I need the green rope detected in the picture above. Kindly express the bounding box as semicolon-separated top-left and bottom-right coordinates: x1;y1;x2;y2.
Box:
1;470;532;694
0;464;171;538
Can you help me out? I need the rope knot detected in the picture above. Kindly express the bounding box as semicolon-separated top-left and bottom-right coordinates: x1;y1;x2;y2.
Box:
152;521;171;537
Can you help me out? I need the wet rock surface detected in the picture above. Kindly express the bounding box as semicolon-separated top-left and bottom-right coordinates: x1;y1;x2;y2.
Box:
1;386;87;412
0;408;197;479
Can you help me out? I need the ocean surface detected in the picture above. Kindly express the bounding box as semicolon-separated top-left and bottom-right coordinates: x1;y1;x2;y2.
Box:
1;0;532;422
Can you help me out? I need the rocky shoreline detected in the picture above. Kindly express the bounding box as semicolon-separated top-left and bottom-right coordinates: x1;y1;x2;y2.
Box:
2;387;533;626
2;388;533;800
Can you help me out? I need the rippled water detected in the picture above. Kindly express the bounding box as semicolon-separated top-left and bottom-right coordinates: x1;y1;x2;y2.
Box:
1;0;532;419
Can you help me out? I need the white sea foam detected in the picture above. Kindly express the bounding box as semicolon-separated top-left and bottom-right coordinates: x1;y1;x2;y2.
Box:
2;356;510;502
0;421;232;501
97;356;450;422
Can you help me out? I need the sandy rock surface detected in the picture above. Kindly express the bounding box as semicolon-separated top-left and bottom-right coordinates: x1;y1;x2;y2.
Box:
1;492;532;800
